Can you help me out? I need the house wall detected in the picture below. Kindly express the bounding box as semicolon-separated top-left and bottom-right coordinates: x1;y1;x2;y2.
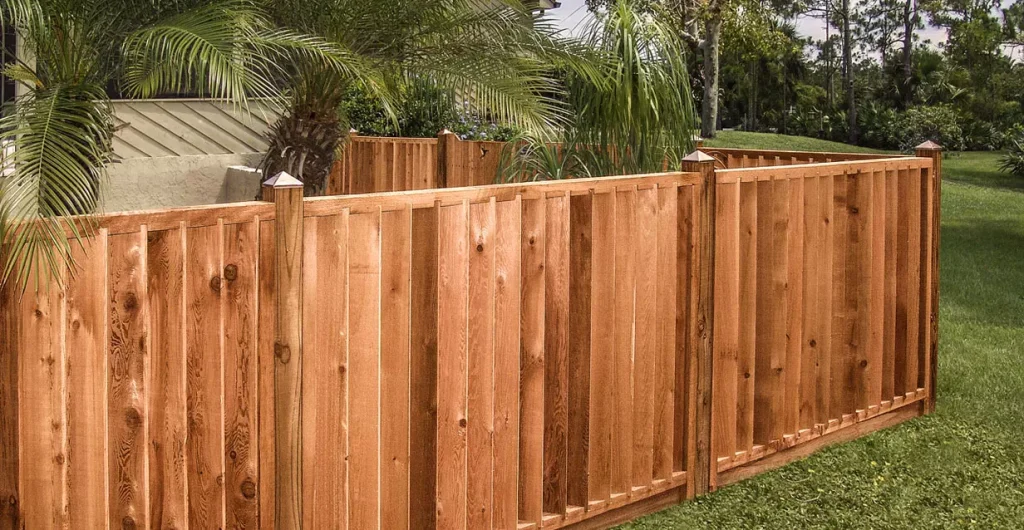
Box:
102;153;264;212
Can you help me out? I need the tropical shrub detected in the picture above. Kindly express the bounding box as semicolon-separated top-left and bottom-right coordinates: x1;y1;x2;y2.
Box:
1000;131;1024;178
896;105;965;152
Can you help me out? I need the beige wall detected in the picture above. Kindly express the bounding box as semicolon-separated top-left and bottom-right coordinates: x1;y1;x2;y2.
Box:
102;153;264;213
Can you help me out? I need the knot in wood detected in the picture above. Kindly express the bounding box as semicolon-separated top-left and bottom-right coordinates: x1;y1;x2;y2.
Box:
860;360;868;368
216;474;225;486
7;494;15;506
241;479;257;499
210;276;222;292
71;319;81;331
229;450;237;460
459;418;467;428
849;206;859;215
121;516;136;530
123;292;138;312
55;453;65;465
476;243;484;253
34;308;43;319
744;372;751;379
125;407;143;430
275;342;291;364
224;264;238;281
809;339;817;348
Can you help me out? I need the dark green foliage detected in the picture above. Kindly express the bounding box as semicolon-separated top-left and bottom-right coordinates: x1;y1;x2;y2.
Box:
999;128;1024;178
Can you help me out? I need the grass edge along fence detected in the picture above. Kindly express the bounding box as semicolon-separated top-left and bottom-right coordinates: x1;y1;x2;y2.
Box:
0;144;941;530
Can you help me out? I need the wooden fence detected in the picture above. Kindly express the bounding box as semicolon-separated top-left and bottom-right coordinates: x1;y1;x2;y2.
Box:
700;147;909;170
326;132;506;195
0;145;942;529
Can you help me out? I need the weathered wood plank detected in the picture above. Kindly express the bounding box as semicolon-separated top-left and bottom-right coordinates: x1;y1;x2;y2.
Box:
869;171;887;406
410;206;439;530
737;180;757;451
883;170;899;401
612;188;635;496
896;168;921;396
0;278;21;529
468;200;496;529
831;173;855;419
109;230;150;529
257;220;276;530
437;201;469;530
784;179;805;436
382;208;412;530
632;187;658;489
146;226;187;529
493;197;522;530
185;224;225;529
712;180;740;464
349;210;382;530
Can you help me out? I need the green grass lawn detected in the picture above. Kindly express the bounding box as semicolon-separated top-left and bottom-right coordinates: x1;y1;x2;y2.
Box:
620;135;1024;528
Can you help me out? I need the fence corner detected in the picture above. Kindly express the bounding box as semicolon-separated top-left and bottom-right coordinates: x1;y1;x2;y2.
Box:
682;151;716;496
915;141;942;415
265;171;305;529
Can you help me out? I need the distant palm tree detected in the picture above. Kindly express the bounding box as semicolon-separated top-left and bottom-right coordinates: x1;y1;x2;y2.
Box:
261;0;599;194
501;0;699;180
0;0;366;288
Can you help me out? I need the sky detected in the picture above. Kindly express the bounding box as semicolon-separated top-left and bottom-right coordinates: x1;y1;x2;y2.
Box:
547;0;951;51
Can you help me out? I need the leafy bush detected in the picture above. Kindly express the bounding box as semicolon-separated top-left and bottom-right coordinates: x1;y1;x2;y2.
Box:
895;105;965;152
999;131;1024;178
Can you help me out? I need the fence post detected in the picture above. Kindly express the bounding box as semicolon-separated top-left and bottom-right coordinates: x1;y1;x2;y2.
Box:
265;171;305;529
915;141;942;415
682;151;716;496
436;129;458;188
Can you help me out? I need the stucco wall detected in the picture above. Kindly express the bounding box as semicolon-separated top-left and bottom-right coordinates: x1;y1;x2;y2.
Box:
102;153;265;213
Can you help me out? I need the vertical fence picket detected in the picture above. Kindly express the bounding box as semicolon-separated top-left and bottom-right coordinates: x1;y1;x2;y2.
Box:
468;200;496;529
654;185;678;482
588;191;615;505
519;197;546;526
737;180;758;454
567;193;593;513
611;188;635;499
712;179;739;472
493;197;522;530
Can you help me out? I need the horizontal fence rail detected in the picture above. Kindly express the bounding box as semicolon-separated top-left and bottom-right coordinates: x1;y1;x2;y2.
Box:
701;147;909;170
0;147;941;529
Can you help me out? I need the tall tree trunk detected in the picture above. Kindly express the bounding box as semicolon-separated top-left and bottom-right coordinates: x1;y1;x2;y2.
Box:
701;9;722;138
842;0;858;143
825;1;834;109
901;0;916;107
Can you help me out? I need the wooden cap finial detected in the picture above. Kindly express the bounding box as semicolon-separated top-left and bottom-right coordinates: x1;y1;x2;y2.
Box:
916;140;942;150
682;150;716;163
264;172;303;189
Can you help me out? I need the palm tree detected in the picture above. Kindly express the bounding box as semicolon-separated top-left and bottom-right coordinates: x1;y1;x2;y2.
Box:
260;0;598;194
501;0;699;180
0;0;371;288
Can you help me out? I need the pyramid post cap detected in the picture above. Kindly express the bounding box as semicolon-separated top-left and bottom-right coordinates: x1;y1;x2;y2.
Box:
439;129;453;136
263;171;304;189
682;150;716;163
349;128;359;134
915;140;942;150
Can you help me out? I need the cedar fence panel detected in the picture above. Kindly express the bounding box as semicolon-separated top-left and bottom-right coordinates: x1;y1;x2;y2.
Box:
0;148;941;529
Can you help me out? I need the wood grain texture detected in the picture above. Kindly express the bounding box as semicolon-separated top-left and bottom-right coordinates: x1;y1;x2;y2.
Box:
19;269;67;529
896;168;921;396
712;181;740;463
543;193;570;514
0;279;20;529
493;197;522;530
519;197;546;524
588;191;615;503
381;208;412;530
737;180;757;452
349;210;382;530
109;230;150;529
185;224;225;529
225;221;260;529
611;189;635;496
409;205;439;530
653;186;678;481
468;200;495;529
831;173;854;418
567;193;592;508
632;188;658;489
883;171;899;401
301;214;348;529
784;179;805;436
146;227;187;529
437;201;469;530
67;232;110;529
257;220;277;530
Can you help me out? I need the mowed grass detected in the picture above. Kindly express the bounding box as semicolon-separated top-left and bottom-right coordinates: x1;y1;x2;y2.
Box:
619;136;1024;528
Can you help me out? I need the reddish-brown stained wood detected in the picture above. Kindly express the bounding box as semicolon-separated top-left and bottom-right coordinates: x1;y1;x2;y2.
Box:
588;191;614;502
301;214;348;529
349;210;382;530
653;185;678;480
186;224;225;529
895;168;921;396
223;221;260;529
869;172;887;406
611;189;635;496
737;180;757;451
381;208;412;530
493;197;522;530
257;220;277;530
437;201;469;530
109;230;150;529
830;173;855;419
66;232;110;529
632;187;658;489
519;197;546;524
0;279;20;529
712;180;740;464
883;170;899;401
146;227;187;529
544;193;570;514
784;179;805;436
849;173;876;410
755;178;790;444
468;200;496;529
918;163;934;398
410;206;439;530
568;193;593;507
677;184;698;479
19;269;67;528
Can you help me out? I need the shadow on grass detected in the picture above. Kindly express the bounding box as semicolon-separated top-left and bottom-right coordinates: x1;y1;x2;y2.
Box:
943;153;1024;193
940;221;1024;328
